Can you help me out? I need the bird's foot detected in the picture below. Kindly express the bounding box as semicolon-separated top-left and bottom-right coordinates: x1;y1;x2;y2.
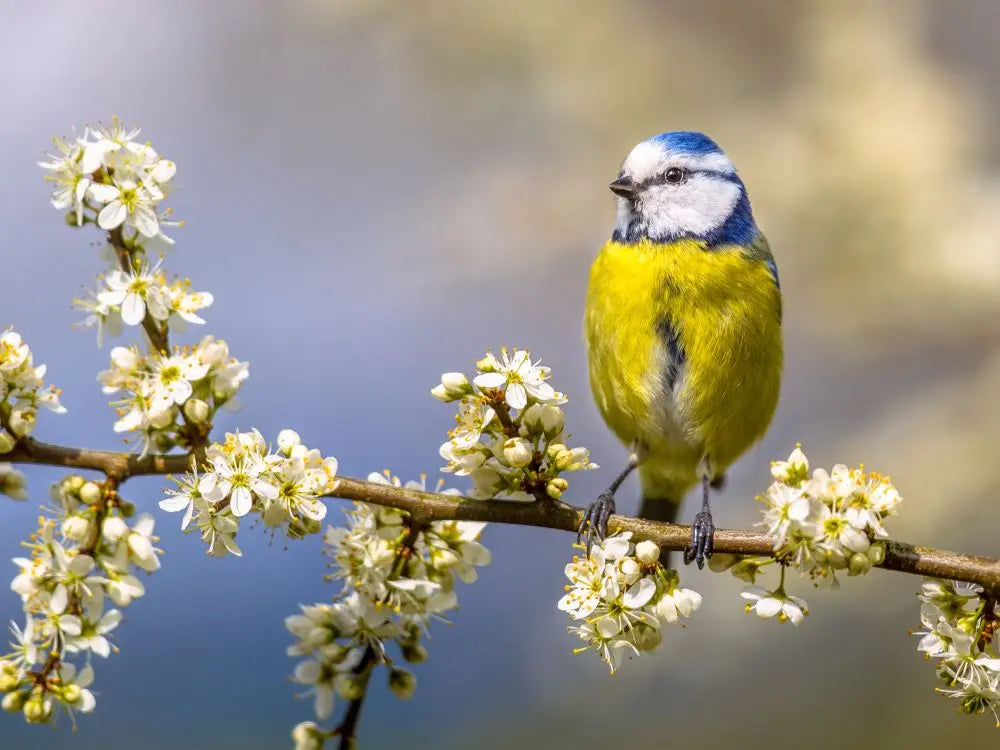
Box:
577;491;616;555
683;510;714;569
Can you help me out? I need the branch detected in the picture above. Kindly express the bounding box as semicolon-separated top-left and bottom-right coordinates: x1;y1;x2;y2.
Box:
6;436;1000;589
5;437;194;480
322;477;1000;591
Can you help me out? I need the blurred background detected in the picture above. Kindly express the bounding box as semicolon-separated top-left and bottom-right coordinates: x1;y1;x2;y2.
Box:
2;0;1000;747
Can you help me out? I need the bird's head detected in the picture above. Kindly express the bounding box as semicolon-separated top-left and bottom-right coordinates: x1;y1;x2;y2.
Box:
610;131;756;247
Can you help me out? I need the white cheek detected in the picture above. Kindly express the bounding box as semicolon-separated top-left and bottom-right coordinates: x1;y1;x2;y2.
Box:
642;177;740;238
615;199;635;232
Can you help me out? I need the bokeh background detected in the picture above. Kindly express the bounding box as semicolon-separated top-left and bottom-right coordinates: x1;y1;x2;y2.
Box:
2;0;1000;747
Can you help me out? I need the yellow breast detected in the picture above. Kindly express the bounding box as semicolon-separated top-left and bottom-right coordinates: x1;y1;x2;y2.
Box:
585;238;782;477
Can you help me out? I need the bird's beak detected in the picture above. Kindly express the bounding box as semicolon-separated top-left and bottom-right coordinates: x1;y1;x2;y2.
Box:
609;175;638;199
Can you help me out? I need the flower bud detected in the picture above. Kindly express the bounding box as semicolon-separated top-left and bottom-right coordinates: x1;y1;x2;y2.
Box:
521;403;544;433
635;540;661;565
848;552;872;576
79;481;102;505
555;447;592;472
102;515;129;543
22;691;51;724
292;721;326;750
0;431;15;454
546;477;568;499
432;372;473;402
60;683;82;705
388;667;417;700
867;542;886;565
0;665;22;693
0;469;27;500
545;443;567;462
502;437;533;468
64;475;85;495
771;444;810;484
441;372;472;399
334;674;367;701
728;557;764;583
475;354;498;373
401;641;428;664
183;398;210;424
277;429;301;456
8;408;35;437
634;625;662;652
2;691;25;713
160;435;181;454
119;501;136;518
540;405;565;437
62;515;91;542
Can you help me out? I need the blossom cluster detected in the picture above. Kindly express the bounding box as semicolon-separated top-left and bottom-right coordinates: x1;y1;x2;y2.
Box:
162;428;337;556
434;348;596;501
75;259;214;346
1;475;162;724
98;336;248;453
559;532;701;673
40;117;178;245
712;445;902;624
287;473;490;746
0;328;67;452
914;579;1000;723
39;119;212;347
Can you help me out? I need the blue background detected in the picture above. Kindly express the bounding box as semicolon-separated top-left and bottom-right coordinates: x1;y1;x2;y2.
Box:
3;1;1000;747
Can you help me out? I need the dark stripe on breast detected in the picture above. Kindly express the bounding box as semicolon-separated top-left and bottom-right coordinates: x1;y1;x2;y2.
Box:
656;318;685;391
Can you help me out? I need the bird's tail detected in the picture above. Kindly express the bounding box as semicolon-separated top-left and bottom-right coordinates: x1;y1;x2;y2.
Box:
637;496;680;524
637;461;690;523
638;464;695;568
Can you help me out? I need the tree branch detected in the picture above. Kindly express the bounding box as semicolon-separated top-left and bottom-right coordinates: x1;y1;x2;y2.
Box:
4;437;194;480
5;436;1000;589
322;477;1000;591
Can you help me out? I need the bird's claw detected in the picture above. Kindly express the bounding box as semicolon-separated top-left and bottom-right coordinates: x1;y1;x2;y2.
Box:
577;491;616;555
683;510;714;569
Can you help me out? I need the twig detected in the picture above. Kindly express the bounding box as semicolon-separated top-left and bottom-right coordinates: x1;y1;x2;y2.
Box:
6;437;1000;589
335;522;424;749
5;437;194;481
108;227;168;353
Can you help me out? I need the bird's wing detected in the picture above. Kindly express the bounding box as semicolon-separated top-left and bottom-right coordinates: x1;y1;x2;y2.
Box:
742;232;781;319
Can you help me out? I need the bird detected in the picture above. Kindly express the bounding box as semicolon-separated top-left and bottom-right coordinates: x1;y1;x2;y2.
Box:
580;131;782;568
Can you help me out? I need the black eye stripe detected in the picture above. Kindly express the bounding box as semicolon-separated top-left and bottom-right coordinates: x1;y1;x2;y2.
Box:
641;168;738;187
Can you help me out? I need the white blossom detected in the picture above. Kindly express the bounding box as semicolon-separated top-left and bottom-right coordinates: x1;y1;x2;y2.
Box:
912;578;1000;723
0;329;67;446
741;585;809;625
436;350;594;504
559;532;701;673
287;473;490;725
472;348;565;409
746;446;899;589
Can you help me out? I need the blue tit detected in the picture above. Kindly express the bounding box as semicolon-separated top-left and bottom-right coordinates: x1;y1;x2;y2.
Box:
580;131;782;567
